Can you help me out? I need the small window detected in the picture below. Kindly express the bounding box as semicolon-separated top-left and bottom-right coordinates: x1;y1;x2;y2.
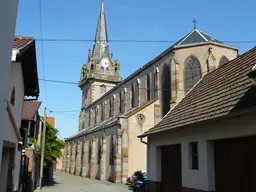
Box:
189;142;199;170
100;85;106;96
10;87;15;106
106;68;110;75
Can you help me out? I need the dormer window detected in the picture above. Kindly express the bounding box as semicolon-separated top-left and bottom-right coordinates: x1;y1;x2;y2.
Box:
10;87;15;106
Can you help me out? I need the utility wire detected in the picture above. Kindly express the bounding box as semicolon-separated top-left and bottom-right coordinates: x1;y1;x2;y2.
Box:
38;0;48;103
34;38;256;44
48;70;206;115
38;69;208;90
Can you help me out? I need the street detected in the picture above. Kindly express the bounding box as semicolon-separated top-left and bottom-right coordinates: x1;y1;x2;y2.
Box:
36;171;130;192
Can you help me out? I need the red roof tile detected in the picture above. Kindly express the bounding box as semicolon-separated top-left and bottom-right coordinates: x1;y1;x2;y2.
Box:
13;36;34;50
22;101;42;120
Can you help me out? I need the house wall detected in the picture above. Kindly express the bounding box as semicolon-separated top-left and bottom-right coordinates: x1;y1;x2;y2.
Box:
8;62;25;127
0;0;19;168
0;148;9;192
126;100;159;176
2;62;25;191
56;149;64;170
147;111;256;191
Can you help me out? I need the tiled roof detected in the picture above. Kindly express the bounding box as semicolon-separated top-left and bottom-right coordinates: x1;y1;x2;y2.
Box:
68;117;119;140
140;47;256;137
22;101;42;120
68;99;159;140
119;98;158;118
13;36;34;50
173;29;236;49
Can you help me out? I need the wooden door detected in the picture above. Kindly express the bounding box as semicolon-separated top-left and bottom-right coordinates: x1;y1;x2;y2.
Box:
214;136;256;192
161;144;182;192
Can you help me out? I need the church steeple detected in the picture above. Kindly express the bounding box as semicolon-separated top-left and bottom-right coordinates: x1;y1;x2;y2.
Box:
78;0;121;90
92;0;109;61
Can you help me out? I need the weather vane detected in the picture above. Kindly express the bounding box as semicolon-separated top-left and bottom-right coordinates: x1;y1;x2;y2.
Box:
192;16;198;29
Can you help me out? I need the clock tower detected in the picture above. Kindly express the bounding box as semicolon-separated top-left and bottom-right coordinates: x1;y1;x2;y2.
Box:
78;0;122;109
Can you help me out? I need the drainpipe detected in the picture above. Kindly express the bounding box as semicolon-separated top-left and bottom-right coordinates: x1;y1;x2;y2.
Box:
140;137;147;145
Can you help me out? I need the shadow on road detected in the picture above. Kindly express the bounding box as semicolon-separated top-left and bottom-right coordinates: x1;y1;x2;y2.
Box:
43;179;60;187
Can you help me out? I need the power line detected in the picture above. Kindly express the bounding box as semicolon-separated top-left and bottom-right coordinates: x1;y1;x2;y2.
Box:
48;69;206;114
34;38;256;44
38;0;48;103
38;69;207;90
39;78;77;85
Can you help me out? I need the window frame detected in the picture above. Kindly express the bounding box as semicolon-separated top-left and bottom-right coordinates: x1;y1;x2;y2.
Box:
189;141;199;170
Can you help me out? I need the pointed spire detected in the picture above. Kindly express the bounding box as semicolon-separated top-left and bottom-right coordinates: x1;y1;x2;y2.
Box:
92;0;109;61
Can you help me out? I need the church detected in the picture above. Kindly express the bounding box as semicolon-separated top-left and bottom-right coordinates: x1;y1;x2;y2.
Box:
62;0;238;184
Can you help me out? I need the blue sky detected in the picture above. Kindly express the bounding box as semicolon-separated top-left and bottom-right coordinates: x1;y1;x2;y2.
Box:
15;0;256;139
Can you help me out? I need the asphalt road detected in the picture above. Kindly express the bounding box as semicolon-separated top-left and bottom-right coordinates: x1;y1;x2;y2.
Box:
36;171;130;192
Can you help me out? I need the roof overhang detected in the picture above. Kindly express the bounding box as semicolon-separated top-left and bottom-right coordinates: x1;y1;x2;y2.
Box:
138;105;256;138
173;41;238;51
14;40;40;98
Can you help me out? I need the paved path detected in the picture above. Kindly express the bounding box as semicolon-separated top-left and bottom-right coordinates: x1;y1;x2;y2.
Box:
36;171;130;192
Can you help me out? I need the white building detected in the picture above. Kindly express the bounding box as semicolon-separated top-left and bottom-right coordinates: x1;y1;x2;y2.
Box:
0;0;19;170
0;37;39;192
139;47;256;192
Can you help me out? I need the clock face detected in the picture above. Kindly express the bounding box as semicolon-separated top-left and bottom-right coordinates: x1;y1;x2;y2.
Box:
101;58;109;69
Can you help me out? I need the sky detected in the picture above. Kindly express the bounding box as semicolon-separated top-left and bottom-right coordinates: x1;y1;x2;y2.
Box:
15;0;256;139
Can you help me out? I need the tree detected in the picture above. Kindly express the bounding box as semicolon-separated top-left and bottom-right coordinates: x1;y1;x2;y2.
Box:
43;120;65;167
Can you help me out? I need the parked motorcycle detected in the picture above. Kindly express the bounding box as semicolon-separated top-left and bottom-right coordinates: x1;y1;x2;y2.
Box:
127;170;147;191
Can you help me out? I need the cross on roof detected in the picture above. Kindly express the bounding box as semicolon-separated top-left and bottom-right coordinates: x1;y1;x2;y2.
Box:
192;17;198;29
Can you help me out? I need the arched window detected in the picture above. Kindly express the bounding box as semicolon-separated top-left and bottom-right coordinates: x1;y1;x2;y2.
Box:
106;68;110;75
10;87;15;106
95;107;98;124
109;135;114;165
100;67;105;74
154;69;159;98
91;109;95;125
115;67;118;76
184;56;202;93
219;56;229;66
147;74;151;101
101;102;105;121
161;64;171;116
119;91;125;113
88;110;91;126
109;97;113;117
100;85;106;96
131;82;138;107
97;139;101;164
